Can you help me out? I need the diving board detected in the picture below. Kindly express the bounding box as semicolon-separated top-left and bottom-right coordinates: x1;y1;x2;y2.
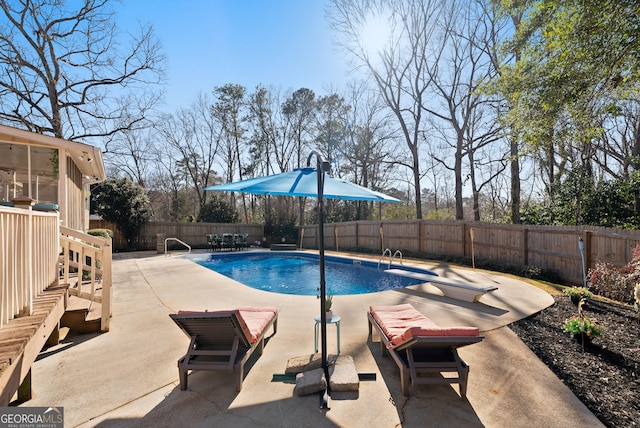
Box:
386;269;498;303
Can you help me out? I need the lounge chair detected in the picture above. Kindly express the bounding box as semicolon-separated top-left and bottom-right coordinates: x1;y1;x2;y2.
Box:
170;306;278;391
367;304;483;398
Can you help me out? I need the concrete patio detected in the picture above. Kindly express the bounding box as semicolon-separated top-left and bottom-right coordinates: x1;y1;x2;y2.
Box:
23;250;604;427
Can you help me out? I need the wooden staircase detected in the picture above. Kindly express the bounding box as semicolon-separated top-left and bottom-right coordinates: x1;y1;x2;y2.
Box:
0;285;69;405
59;275;103;334
60;295;102;334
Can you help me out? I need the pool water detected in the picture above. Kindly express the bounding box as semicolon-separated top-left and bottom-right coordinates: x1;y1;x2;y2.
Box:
194;252;434;296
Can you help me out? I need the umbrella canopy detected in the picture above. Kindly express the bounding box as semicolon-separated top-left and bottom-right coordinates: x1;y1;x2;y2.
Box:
204;156;400;409
204;167;401;202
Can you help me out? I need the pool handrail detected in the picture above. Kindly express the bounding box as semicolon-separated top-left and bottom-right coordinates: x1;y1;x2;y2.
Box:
378;248;392;269
391;250;403;267
165;237;191;255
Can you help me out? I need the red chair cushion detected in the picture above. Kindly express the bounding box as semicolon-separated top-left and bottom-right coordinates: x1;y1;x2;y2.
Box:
370;304;479;347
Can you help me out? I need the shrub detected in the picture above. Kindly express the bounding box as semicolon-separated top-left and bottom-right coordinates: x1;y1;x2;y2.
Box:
563;286;593;302
587;244;640;304
198;194;239;223
88;229;113;239
588;260;637;304
563;315;604;340
520;265;561;282
91;178;151;248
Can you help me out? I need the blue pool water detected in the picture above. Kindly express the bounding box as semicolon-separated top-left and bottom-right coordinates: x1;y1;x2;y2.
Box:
193;251;435;296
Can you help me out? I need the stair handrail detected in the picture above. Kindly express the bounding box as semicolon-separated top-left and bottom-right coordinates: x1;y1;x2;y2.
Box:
60;225;112;332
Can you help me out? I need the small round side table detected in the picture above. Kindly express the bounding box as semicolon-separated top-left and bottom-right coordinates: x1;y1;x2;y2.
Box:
314;314;341;354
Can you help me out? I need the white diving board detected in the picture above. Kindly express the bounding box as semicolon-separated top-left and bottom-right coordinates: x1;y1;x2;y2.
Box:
386;269;498;303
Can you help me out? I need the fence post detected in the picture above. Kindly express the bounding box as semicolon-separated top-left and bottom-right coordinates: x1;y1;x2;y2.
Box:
469;227;475;269
355;222;359;249
156;234;165;254
523;228;529;266
299;228;304;249
584;230;592;276
462;222;467;258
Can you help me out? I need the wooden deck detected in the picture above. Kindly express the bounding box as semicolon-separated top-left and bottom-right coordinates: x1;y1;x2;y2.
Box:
0;285;68;405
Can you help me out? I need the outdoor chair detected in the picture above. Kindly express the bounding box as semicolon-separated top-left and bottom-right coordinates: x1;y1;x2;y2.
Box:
205;234;215;251
170;306;278;391
221;233;234;250
367;303;483;398
234;233;249;250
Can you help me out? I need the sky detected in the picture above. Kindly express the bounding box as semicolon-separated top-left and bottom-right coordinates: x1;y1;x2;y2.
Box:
117;0;355;110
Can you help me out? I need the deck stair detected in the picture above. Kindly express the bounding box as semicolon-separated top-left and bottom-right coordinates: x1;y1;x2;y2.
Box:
60;295;102;334
59;274;103;334
0;285;68;405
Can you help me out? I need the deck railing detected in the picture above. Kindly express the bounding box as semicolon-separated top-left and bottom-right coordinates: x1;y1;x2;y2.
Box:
59;226;112;332
0;206;59;328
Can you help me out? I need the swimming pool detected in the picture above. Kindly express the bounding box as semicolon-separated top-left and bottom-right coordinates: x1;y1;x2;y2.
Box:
192;251;436;296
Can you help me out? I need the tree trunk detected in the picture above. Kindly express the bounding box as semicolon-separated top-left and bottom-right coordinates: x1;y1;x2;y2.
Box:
469;151;480;221
633;116;640;213
455;143;464;220
510;137;521;223
412;145;423;219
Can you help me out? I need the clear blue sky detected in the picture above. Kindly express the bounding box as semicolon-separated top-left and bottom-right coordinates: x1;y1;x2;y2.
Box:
118;0;353;109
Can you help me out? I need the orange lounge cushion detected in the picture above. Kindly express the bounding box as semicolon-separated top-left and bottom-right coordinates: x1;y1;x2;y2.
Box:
238;306;278;344
177;307;277;344
369;304;479;347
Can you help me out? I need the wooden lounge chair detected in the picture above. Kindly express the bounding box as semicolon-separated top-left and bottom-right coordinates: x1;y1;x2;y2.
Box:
170;306;278;391
367;304;483;398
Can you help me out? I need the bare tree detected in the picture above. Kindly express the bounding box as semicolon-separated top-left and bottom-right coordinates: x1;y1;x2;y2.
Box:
483;0;525;224
341;79;398;219
328;0;442;219
147;146;193;222
154;93;223;220
245;84;282;223
282;87;317;169
105;125;156;187
414;0;505;220
594;98;640;181
246;85;280;176
0;0;164;144
212;83;248;220
315;93;351;175
281;87;317;224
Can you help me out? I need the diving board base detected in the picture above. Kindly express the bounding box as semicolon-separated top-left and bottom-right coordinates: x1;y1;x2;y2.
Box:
385;269;497;302
270;244;297;251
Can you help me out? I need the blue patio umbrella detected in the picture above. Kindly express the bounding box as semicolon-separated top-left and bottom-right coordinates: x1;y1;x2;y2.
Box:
205;166;401;202
204;152;400;408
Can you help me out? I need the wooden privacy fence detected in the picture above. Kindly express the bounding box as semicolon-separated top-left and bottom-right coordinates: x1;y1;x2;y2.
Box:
89;221;264;252
300;220;640;286
90;218;640;285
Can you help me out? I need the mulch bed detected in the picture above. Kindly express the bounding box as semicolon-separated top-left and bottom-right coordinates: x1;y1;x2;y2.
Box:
509;296;640;427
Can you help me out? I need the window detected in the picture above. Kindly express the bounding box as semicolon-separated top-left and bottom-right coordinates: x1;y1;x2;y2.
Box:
0;142;58;204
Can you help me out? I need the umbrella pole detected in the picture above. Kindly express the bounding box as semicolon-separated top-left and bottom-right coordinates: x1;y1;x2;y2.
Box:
311;153;330;409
